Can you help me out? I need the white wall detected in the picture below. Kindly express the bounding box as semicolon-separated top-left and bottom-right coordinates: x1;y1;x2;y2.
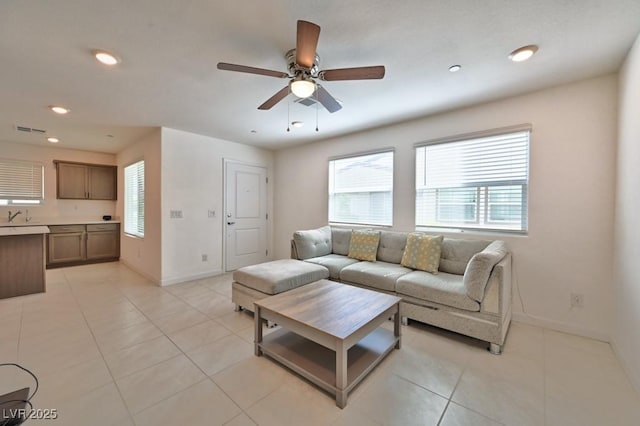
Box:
0;141;116;222
160;127;274;285
613;33;640;392
116;129;162;283
274;74;618;340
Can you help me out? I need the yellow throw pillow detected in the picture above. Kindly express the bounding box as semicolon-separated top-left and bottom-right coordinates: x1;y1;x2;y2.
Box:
348;230;381;262
401;233;444;274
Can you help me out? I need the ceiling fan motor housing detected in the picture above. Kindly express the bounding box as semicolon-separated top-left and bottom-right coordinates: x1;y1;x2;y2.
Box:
286;48;320;78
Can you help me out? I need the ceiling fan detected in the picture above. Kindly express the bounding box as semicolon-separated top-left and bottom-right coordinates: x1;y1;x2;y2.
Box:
217;20;385;113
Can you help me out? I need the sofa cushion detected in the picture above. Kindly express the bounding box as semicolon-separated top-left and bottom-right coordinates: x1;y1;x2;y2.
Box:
396;271;480;312
305;254;359;280
340;261;412;292
439;238;491;275
331;228;352;256
293;226;332;260
401;233;443;274
232;259;329;295
464;240;508;302
348;230;381;262
377;231;407;263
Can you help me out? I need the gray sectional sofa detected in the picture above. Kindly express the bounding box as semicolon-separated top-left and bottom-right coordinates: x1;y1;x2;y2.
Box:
291;226;512;354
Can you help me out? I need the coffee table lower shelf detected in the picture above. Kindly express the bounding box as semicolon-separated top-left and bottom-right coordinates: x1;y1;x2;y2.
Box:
257;327;398;405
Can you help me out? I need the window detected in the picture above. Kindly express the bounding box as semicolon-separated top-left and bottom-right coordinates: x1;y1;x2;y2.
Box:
0;158;44;205
416;128;529;232
124;160;145;237
328;150;393;226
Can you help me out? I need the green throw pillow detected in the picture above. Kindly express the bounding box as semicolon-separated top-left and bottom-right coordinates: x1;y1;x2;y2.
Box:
348;230;380;262
401;233;444;274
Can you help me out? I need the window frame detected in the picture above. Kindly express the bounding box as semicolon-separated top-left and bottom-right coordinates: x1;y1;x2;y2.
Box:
415;125;530;234
124;160;145;238
328;149;394;227
0;158;45;206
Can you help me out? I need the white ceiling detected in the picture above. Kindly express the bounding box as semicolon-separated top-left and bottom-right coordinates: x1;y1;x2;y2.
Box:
1;0;639;153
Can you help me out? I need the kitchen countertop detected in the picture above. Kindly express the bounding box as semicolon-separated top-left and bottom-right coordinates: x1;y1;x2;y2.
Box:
0;218;121;227
0;225;50;236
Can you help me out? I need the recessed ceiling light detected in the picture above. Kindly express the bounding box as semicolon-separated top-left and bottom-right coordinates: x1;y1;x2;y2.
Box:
449;65;462;72
49;105;69;114
291;121;304;128
47;137;59;143
509;45;539;62
250;130;257;134
93;50;120;65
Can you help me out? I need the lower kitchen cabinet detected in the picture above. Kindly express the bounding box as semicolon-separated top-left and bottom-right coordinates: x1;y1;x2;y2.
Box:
47;223;120;268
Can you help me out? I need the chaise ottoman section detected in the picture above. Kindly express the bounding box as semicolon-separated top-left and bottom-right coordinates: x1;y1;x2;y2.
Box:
232;259;329;312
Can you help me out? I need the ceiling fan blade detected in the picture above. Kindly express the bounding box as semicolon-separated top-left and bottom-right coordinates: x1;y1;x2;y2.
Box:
217;62;289;78
319;66;385;81
296;20;321;68
258;86;290;110
316;85;342;113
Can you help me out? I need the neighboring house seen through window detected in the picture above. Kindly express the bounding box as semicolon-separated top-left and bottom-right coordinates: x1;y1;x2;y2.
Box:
415;128;530;233
328;150;394;226
0;158;44;206
124;160;145;237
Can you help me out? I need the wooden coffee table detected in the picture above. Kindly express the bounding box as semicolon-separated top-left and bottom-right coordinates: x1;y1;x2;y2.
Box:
254;279;401;408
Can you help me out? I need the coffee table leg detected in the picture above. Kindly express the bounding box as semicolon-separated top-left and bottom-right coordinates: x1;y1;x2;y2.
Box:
336;341;347;408
394;304;401;349
254;305;263;356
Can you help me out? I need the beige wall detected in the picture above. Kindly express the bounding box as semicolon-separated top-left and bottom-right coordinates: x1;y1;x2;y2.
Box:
0;141;116;222
160;128;274;285
274;74;618;339
116;129;162;283
613;33;640;391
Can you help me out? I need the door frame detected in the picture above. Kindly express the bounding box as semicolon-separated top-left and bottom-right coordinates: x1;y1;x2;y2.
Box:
222;158;270;273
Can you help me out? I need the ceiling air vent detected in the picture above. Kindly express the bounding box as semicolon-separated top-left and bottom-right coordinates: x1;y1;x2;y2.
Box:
294;97;318;107
16;125;46;134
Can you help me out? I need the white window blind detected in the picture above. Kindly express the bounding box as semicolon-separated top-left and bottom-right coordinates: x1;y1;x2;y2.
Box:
416;130;529;232
328;151;393;226
0;158;44;205
124;160;145;237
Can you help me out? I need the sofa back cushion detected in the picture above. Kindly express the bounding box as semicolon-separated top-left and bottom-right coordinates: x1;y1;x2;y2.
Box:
331;228;352;256
439;238;491;275
293;226;332;260
348;229;381;262
464;240;508;302
400;233;443;274
376;231;407;264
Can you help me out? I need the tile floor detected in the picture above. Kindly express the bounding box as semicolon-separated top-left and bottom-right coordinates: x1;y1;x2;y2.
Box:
1;262;639;425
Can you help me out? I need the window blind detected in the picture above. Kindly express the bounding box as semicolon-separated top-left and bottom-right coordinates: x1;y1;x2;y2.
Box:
416;130;529;232
328;151;393;226
124;160;145;237
0;158;44;204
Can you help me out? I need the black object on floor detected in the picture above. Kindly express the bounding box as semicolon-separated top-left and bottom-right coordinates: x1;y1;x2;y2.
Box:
0;387;29;426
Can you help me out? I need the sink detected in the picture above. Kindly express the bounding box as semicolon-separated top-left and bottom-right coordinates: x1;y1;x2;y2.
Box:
0;226;50;236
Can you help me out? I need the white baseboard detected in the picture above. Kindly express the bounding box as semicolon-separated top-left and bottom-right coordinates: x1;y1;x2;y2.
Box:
609;336;640;395
512;312;610;342
119;259;161;285
159;269;224;286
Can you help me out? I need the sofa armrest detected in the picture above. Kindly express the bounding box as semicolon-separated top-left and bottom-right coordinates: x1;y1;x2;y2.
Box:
291;239;300;259
480;252;511;316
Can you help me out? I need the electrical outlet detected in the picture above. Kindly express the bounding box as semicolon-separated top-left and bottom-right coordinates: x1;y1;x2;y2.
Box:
170;210;183;219
208;210;216;218
201;254;208;262
570;293;584;308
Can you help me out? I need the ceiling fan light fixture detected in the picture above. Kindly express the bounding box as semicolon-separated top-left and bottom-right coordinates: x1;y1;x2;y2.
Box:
290;79;316;98
509;45;538;62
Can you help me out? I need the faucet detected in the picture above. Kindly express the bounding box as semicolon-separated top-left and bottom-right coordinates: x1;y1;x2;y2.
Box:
8;210;22;223
25;209;32;223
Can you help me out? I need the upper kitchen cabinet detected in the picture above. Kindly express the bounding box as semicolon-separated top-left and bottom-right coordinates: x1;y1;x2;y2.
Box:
55;161;117;200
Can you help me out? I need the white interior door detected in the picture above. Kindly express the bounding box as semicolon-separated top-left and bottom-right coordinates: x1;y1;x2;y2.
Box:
225;161;268;271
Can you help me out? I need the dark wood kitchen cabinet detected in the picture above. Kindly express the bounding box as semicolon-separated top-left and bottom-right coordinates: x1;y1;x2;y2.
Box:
55;161;117;200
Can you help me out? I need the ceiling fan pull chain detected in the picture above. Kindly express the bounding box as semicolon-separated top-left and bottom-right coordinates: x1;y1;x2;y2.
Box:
315;87;319;132
286;99;290;132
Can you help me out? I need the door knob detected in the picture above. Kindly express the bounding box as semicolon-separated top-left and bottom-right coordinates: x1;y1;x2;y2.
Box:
227;221;235;225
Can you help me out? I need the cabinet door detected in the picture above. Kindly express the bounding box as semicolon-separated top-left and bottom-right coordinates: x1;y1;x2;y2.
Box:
57;163;88;199
86;231;119;259
88;166;117;200
48;232;86;264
